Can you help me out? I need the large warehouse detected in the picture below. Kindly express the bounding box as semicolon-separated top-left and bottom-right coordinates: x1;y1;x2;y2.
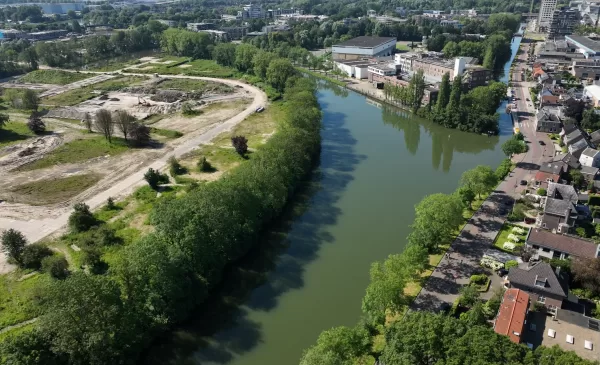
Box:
332;36;397;60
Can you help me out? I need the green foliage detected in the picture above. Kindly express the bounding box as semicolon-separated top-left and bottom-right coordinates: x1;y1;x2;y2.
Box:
470;274;488;285
41;255;69;279
143;168;169;190
68;203;97;233
495;158;513;180
1;229;26;265
582;109;600;131
21;243;52;270
408;193;464;252
197;156;212;172
537;188;547;196
502;135;527;157
21;89;38;111
26;116;45;135
458;186;476;208
588;195;600;206
168;156;186;176
458;284;480;307
20;70;90;85
0;113;9;129
212;43;236;67
570;169;585;188
505;260;518;270
576;227;588;238
160;28;212;59
266;58;296;92
460;165;497;198
231;135;249;156
299;325;371;365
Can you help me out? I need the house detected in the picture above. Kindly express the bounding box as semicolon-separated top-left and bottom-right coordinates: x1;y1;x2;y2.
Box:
552;152;581;170
563;127;585;146
582;166;600;181
535;107;562;133
494;289;530;344
505;261;569;315
538;182;579;232
569;139;591;158
580;147;600;168
590;129;600;147
525;228;600;260
535;161;565;188
539;88;560;106
584;84;600;107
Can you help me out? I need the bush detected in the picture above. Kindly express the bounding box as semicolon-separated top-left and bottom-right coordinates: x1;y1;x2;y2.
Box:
505;260;518;269
470;274;488;285
1;228;27;265
589;195;600;206
81;246;103;273
106;197;116;210
231;135;248;156
168;157;186;176
536;188;547;196
77;226;120;248
576;226;588;238
144;168;169;190
533;302;546;312
181;102;199;116
21;243;53;270
27;116;45;134
68;203;97;233
22;89;39;110
197;156;213;172
42;255;69;279
495;159;512;180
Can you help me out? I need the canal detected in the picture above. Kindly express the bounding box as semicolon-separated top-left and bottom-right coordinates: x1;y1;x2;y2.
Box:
147;34;523;365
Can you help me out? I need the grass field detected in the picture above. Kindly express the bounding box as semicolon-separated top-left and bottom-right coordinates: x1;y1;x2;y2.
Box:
158;79;233;94
17;136;130;171
0;273;49;330
20;70;91;85
9;173;101;205
396;42;411;51
42;76;147;106
0;121;35;148
493;223;527;253
126;59;236;78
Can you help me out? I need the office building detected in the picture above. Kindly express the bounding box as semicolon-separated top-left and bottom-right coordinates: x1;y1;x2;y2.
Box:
539;0;558;31
549;8;578;38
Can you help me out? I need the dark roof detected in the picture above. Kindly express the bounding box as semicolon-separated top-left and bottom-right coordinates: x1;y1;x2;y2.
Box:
566;35;600;53
556;308;600;330
581;166;600;176
527;229;599;258
590;129;600;144
539;161;566;175
508;261;569;298
565;129;584;144
581;147;600;158
553;153;580;169
563;124;579;135
334;36;397;48
544;198;575;216
547;182;578;202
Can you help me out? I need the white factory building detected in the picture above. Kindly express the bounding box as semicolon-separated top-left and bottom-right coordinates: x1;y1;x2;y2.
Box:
332;36;397;60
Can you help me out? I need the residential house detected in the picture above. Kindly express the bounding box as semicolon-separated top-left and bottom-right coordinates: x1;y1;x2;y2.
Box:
552;152;581;170
579;147;600;167
535;161;566;188
525;228;600;260
538;182;579;232
569;139;591;158
535;107;562;132
493;289;530;344
582;166;600;181
506;261;569;315
539;88;560;106
590;129;600;147
563;126;589;158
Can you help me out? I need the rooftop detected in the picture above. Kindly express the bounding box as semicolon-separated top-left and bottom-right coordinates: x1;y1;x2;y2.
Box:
494;289;530;344
333;36;397;49
544;198;576;217
507;261;569;298
582;147;600;158
585;84;600;100
527;229;599;259
582;166;600;176
539;161;566;175
566;35;600;53
547;182;578;202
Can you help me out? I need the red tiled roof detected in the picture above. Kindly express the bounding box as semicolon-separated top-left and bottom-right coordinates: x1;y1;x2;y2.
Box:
535;171;560;183
494;289;530;344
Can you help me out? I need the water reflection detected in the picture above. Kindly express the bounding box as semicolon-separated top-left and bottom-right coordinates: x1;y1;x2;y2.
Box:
380;104;499;172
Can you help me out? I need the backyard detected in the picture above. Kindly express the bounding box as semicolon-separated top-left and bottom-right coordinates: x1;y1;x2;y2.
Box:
493;223;528;253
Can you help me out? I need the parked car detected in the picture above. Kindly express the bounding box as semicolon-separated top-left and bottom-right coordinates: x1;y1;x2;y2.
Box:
497;268;509;277
520;180;527;186
255;106;265;113
538;140;545;145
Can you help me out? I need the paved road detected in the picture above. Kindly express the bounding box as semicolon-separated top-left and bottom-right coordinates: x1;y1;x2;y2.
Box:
0;74;267;273
412;38;553;311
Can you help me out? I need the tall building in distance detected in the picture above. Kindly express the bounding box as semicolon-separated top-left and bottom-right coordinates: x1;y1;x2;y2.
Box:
538;0;558;31
549;7;578;38
238;4;264;19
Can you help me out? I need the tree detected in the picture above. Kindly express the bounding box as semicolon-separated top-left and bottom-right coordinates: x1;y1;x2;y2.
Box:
300;325;371;365
70;19;82;33
114;110;135;142
21;243;52;270
435;72;451;114
581;109;600;131
168;156;185;176
537;188;547;196
460;165;497;199
234;43;258;72
459;284;481;307
408;193;464;252
22;89;38;111
95;109;113;143
501;136;526;157
231;135;248;156
27;115;45;134
129;122;150;146
68;202;97;233
41;255;69;279
252;50;274;79
212;43;236;67
0;113;8;128
197;156;212;172
570;169;585;188
572;257;600;296
266;58;296;92
83;112;92;132
1;228;26;265
458;186;476;209
144;168;169;189
564;99;586;123
409;68;426;112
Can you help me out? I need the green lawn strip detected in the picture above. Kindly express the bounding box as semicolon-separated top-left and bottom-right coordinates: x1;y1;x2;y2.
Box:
0;321;36;340
90;59;142;72
142;114;166;125
49;117;83;126
396;42;411;51
16;136;130;171
0;121;35;148
126;59;235;78
8;173;102;205
212;101;281;149
19;70;91;85
296;67;347;87
42;76;147;106
93;201;129;222
492;223;527;253
0;273;50;330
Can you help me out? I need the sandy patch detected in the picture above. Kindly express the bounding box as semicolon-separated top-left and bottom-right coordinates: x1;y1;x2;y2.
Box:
139;57;159;62
178;64;192;68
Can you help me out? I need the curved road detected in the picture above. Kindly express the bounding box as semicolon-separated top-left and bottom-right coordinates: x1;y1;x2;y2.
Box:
0;73;267;273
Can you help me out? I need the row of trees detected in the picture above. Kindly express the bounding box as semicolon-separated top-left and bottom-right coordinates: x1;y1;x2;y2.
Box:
0;61;321;365
382;69;426;112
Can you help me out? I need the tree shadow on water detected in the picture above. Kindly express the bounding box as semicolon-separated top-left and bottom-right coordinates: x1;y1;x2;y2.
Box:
143;110;365;364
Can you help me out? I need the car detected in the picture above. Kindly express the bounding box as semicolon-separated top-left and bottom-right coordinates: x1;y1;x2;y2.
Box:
520;180;528;186
526;98;530;101
497;268;509;277
538;140;545;145
255;106;265;113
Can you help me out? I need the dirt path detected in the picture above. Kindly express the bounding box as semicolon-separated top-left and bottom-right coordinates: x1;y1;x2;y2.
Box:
0;74;267;274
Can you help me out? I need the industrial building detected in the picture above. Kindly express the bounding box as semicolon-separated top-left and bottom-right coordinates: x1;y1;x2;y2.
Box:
566;35;600;58
238;4;264;19
187;23;215;32
538;0;558;31
332;36;397;60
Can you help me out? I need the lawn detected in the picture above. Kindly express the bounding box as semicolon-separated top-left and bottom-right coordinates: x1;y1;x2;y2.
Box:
0;121;35;148
0;273;50;330
126;59;236;78
212;101;281;148
16;136;130;171
493;223;528;253
396;42;411;51
42;76;147;106
8;173;102;205
19;70;91;85
158;79;233;94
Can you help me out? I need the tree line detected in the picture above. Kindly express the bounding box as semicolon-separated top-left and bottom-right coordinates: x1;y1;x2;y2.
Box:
0;57;321;364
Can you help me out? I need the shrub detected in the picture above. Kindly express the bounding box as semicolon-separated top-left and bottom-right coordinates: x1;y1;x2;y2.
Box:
77;226;120;248
27;116;45;134
68;203;97;233
21;243;53;270
576;226;588;238
536;188;547;196
231;135;248;156
168;157;186;176
81;246;103;272
106;197;116;210
22;89;39;110
533;302;546;312
1;228;27;265
181;102;198;116
469;274;488;285
495;159;512;180
197;156;212;172
505;260;518;270
589;195;600;206
144;168;169;190
42;255;69;279
133;185;157;203
129;122;151;146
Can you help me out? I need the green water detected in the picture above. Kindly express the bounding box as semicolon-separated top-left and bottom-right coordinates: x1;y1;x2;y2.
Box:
148;36;522;365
